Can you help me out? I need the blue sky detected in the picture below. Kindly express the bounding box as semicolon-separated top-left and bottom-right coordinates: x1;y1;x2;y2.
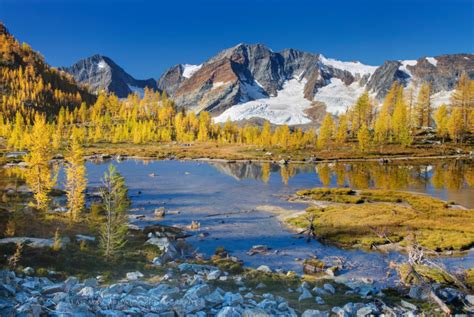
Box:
1;0;473;79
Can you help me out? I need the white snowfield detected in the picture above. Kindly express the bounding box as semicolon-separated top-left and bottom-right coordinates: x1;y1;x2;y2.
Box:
211;56;452;125
182;64;202;78
214;79;312;125
319;55;377;76
313;78;367;115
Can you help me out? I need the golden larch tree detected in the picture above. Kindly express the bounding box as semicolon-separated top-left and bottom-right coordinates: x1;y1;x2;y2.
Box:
65;133;87;221
24;114;56;211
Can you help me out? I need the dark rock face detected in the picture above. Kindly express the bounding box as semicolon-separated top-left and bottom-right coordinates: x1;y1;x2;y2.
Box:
167;44;364;114
62;55;158;98
157;64;186;96
366;61;410;99
155;44;474;120
408;54;474;92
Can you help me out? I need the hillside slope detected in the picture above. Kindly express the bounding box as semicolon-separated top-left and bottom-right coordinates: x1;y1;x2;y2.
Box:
0;22;95;118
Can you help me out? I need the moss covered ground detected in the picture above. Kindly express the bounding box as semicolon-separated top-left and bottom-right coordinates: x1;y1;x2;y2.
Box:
288;188;474;251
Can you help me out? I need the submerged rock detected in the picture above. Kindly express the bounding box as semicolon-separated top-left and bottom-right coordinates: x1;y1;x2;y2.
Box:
246;245;270;256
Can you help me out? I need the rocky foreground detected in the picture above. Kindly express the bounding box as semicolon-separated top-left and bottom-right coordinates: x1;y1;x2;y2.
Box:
1;263;473;317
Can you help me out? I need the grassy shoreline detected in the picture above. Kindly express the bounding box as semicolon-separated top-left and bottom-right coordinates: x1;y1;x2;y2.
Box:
80;141;474;163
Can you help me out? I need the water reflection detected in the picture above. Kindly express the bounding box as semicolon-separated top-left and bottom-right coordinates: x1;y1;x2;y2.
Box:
210;160;472;189
209;159;474;207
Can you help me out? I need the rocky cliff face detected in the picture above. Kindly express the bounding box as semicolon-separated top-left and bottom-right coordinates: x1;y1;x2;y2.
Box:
156;44;474;125
62;55;158;98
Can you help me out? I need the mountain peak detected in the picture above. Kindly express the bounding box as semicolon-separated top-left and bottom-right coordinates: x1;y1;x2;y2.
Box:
63;54;158;98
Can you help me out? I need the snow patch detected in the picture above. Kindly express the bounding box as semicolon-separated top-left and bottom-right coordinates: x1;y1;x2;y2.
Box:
399;60;417;77
127;85;145;98
320;55;377;76
214;79;312;125
97;60;107;70
313;78;366;115
182;64;202;78
431;90;452;108
426;57;438;67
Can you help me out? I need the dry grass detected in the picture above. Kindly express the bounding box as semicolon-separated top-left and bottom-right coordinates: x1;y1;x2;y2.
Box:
83;141;474;162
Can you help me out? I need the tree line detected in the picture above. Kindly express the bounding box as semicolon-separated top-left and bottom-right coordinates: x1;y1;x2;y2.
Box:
1;72;473;155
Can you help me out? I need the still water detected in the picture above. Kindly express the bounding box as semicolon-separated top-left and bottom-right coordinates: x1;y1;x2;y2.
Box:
83;158;474;286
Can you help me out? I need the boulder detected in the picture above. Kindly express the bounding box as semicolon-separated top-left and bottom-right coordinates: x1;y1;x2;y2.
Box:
298;288;312;302
185;284;211;299
466;294;474;305
223;292;244;306
408;285;427;301
126;271;144;281
246;245;270;256
315;296;325;305
77;286;95;298
22;267;35;276
256;265;272;273
323;283;335;295
154;207;166;218
83;278;98;287
207;269;221;280
400;300;417;311
301;309;329;317
243;308;269;317
217;306;243;317
356;306;373;316
41;283;64;295
205;290;224;306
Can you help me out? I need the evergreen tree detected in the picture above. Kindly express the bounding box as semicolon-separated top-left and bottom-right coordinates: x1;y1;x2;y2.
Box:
65;133;87;221
99;165;130;258
24;114;56;211
434;104;449;142
259;121;272;147
450;72;474;142
357;123;371;152
447;108;464;143
392;89;412;147
318;114;334;149
415;82;432;128
335;114;348;144
351;92;372;134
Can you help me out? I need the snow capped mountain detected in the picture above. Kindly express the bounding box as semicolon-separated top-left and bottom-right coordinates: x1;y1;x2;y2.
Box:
158;44;473;125
62;55;158;98
65;46;474;125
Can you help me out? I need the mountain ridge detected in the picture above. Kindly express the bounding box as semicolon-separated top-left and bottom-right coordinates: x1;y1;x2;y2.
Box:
64;43;474;125
62;54;158;98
